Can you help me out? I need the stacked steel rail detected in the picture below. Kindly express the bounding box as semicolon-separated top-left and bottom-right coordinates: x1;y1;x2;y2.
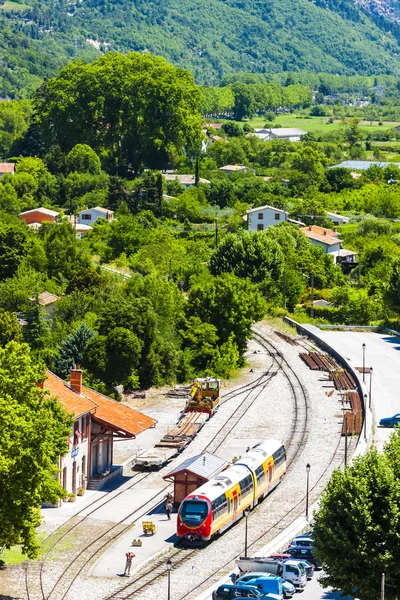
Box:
300;351;362;435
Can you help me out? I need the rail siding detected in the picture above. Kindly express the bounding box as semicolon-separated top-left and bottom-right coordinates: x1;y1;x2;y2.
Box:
283;316;372;458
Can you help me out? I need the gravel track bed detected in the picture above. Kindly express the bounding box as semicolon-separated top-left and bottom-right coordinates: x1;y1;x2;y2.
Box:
72;327;350;600
13;327;353;600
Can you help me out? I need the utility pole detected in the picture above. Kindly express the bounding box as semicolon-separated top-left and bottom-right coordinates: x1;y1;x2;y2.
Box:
344;415;348;468
282;271;287;310
381;572;385;600
310;272;315;319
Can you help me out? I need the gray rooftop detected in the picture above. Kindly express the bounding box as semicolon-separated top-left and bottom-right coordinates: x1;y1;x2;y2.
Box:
164;452;228;480
329;160;393;171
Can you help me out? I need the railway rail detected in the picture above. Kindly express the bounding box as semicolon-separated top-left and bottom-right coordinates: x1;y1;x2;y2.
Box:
24;327;347;600
102;329;312;600
25;334;278;600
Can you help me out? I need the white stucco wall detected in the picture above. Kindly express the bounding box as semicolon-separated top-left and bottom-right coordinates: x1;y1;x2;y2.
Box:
247;208;287;231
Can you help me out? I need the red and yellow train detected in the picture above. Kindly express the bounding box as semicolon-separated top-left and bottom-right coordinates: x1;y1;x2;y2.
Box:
177;439;286;542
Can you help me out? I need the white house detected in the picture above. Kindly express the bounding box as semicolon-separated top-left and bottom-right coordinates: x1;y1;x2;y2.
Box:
326;211;350;226
253;128;307;142
163;173;210;188
246;205;289;231
78;206;114;226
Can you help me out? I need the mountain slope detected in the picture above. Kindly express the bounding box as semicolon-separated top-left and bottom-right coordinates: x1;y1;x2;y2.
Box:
1;0;400;97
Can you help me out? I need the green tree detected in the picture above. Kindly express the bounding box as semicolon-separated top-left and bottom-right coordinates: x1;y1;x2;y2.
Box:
66;144;101;174
53;323;95;379
314;448;400;600
0;222;31;280
35;53;203;175
0;342;72;557
345;118;365;147
187;273;266;358
0;309;22;346
209;231;284;291
231;83;255;121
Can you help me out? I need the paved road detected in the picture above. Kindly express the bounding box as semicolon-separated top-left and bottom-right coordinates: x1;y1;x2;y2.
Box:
316;330;400;450
301;573;353;600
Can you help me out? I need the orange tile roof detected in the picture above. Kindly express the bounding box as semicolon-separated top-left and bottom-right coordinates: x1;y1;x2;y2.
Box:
44;371;97;418
301;227;341;246
0;162;15;174
303;225;339;237
82;386;157;437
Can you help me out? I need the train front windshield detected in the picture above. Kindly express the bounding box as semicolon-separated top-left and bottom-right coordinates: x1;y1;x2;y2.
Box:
180;500;209;525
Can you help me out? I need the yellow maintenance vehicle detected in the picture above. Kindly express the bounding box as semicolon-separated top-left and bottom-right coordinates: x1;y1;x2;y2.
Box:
184;377;221;416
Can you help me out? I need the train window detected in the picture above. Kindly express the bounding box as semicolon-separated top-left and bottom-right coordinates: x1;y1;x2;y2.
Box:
180;500;209;525
212;493;228;518
255;465;265;483
273;446;286;468
239;474;253;495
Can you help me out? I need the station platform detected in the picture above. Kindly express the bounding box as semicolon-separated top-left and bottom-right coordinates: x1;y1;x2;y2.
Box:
90;500;177;578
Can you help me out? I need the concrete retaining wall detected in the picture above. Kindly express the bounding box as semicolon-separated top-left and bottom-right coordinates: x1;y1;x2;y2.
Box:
284;316;372;457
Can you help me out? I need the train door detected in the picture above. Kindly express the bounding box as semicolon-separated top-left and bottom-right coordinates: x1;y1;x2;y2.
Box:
268;464;273;488
232;490;238;517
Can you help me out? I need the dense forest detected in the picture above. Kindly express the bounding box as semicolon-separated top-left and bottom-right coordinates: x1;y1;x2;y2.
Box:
3;0;400;97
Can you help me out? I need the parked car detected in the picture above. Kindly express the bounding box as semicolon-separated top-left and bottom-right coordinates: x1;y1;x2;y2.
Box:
236;573;295;599
289;536;313;549
212;584;267;599
236;574;283;599
282;547;321;569
379;414;400;428
282;580;296;598
287;559;314;580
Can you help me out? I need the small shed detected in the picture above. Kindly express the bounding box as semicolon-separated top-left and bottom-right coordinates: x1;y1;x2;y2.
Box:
163;452;228;505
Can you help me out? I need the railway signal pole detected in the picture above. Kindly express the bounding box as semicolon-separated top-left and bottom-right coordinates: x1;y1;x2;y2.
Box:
362;343;366;382
167;559;172;600
305;463;311;521
244;509;249;557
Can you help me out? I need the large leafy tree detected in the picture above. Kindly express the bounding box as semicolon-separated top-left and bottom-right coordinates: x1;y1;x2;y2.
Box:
0;342;72;557
34;52;203;175
313;443;400;600
186;273;266;358
0;222;31;281
209;231;284;290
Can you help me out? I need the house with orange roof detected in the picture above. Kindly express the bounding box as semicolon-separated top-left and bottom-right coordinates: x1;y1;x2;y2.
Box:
301;225;342;257
300;225;357;272
41;368;156;500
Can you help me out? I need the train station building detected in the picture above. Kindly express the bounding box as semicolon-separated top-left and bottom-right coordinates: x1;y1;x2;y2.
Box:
40;368;156;501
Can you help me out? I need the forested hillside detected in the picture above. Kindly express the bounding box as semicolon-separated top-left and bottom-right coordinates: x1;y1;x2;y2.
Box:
2;0;400;98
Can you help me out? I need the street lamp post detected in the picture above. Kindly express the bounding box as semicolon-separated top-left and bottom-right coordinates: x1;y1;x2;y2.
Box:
305;463;311;521
364;394;368;442
167;559;172;600
344;416;348;468
244;509;249;557
362;343;366;382
369;367;373;409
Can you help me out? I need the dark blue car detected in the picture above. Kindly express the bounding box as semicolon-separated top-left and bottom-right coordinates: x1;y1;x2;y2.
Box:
379;414;400;428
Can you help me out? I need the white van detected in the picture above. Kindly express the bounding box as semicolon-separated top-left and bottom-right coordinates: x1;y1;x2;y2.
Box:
236;558;307;590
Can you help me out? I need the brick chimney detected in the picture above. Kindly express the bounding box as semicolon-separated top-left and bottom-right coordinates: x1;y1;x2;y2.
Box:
36;380;45;389
324;230;327;235
70;366;83;394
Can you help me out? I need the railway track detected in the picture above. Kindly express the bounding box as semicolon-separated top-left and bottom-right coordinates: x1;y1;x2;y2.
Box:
174;431;354;600
25;327;346;600
102;329;312;600
25;335;278;600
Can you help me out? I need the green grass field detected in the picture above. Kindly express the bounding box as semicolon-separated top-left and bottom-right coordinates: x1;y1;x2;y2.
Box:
245;114;400;134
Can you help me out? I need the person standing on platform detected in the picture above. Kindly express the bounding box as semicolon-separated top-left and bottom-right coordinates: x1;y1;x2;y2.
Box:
124;551;135;576
166;500;173;520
